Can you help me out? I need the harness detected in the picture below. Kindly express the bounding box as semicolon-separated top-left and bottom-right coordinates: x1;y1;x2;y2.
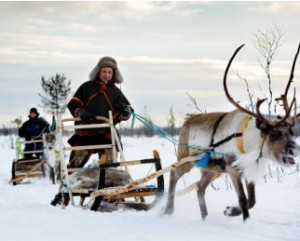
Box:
236;115;252;153
209;113;251;153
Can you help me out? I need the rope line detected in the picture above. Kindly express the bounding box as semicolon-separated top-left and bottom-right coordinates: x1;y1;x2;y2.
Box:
129;111;235;158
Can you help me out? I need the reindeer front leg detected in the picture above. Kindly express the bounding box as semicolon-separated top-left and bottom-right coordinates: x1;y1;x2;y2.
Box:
164;162;194;215
164;170;178;215
225;166;250;221
246;181;256;209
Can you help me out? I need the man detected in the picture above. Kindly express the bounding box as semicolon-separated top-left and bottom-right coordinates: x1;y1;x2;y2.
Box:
66;56;133;167
18;108;50;159
51;56;133;206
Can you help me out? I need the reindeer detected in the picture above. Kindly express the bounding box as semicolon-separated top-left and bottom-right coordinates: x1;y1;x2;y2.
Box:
164;43;300;221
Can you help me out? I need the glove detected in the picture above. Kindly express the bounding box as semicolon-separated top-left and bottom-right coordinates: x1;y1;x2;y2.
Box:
120;107;133;120
77;109;96;123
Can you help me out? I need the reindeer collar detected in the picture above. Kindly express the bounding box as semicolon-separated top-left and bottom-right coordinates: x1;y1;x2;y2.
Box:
236;115;252;153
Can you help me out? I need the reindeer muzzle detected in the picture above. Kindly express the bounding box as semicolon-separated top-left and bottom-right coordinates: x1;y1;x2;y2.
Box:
283;141;300;165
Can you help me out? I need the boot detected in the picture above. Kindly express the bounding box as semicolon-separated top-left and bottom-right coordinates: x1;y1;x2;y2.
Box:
62;193;70;207
50;193;62;206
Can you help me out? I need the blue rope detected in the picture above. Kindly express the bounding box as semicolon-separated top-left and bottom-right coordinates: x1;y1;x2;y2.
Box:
195;152;210;167
130;112;180;145
129;111;235;158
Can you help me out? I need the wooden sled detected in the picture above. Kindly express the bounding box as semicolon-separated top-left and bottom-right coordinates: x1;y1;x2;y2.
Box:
55;111;164;211
10;137;55;185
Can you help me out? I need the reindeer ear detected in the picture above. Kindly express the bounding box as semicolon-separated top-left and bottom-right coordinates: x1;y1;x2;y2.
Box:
286;116;295;126
256;119;270;134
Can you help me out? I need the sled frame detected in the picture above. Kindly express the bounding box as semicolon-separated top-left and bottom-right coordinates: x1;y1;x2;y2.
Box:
56;111;164;210
10;137;55;185
56;111;125;206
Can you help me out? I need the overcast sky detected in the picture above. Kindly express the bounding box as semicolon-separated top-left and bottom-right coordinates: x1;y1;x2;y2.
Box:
1;1;300;128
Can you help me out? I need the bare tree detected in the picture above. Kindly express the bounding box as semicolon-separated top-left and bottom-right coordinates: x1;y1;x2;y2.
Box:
253;24;285;115
143;105;154;137
12;116;22;129
167;107;176;136
8;117;22;149
236;71;255;112
186;92;203;113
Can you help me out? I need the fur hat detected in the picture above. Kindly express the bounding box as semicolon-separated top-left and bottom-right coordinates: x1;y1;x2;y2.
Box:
89;56;123;84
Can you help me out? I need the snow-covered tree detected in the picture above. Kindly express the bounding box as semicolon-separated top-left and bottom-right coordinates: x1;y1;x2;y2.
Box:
39;73;71;119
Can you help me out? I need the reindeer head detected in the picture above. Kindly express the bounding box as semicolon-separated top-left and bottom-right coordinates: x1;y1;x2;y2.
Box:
224;43;300;166
43;133;56;151
43;132;57;168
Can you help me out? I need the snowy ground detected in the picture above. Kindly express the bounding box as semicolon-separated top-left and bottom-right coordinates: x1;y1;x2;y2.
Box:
1;135;300;241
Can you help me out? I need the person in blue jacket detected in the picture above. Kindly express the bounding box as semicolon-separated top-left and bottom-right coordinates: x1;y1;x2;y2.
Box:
18;108;50;159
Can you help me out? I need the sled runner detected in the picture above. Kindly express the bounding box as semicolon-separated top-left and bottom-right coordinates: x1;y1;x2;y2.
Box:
10;136;56;185
54;111;164;211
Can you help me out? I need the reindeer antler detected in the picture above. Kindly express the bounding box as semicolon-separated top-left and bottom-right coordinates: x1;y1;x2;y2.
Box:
224;43;299;125
223;44;266;121
255;98;268;121
275;42;300;114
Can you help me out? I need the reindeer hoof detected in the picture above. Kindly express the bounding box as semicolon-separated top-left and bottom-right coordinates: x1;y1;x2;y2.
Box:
164;207;174;215
224;206;242;217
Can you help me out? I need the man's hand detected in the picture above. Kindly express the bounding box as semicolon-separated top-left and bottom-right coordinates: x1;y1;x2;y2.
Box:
120;107;134;121
77;109;96;123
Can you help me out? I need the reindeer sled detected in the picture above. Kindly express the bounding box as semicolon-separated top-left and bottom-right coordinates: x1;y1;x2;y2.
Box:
10;134;56;186
52;111;164;212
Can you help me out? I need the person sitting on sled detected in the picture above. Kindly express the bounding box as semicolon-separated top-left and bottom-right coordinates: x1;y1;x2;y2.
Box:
18;108;50;159
67;56;133;167
51;56;133;206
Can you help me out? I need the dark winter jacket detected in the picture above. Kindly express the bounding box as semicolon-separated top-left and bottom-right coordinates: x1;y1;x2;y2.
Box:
19;117;50;140
67;80;133;146
18;116;50;159
68;80;132;123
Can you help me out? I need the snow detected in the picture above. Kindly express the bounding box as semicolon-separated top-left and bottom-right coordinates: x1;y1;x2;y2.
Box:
1;135;300;241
